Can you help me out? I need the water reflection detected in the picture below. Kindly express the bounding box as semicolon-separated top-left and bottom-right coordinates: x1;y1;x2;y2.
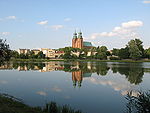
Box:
0;61;150;113
0;61;149;86
0;62;149;87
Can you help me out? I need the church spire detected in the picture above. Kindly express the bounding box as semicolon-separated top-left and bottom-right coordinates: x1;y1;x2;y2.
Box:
78;30;82;38
73;30;77;39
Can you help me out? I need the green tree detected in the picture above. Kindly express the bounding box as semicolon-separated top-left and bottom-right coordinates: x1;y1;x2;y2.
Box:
19;53;27;59
0;39;11;62
11;50;19;59
111;48;120;56
127;39;142;60
134;39;145;57
37;51;45;59
118;47;130;59
145;48;150;59
95;46;108;60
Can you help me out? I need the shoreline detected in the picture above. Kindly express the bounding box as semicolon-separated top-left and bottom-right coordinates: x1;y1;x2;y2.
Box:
10;58;150;63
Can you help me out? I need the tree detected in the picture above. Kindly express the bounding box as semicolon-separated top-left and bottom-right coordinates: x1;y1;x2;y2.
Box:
118;47;130;59
145;48;150;59
127;39;142;60
0;39;11;62
134;39;145;57
95;46;108;60
37;51;45;59
111;48;120;56
11;50;19;59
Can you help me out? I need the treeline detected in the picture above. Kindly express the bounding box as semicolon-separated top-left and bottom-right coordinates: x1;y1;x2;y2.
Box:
11;51;45;59
60;39;150;60
1;38;150;61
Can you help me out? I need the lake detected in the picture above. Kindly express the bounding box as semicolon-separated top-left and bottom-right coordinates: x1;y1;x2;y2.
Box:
0;61;150;113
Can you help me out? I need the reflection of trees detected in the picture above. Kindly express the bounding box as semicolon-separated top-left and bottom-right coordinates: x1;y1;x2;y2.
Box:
95;62;110;76
1;61;111;76
12;62;45;70
111;63;144;85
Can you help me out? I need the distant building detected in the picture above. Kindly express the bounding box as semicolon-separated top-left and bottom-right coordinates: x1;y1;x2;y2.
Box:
40;48;64;58
18;49;30;54
31;49;40;55
72;31;93;49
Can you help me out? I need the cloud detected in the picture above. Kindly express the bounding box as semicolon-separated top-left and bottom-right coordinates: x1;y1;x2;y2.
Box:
0;80;8;84
90;20;143;39
84;77;139;96
37;20;48;25
64;18;71;22
143;0;150;4
37;91;47;96
51;25;64;30
6;16;17;20
51;86;62;92
121;21;143;28
0;32;10;36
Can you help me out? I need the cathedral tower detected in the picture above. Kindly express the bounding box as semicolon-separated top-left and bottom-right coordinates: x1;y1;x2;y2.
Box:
72;31;83;49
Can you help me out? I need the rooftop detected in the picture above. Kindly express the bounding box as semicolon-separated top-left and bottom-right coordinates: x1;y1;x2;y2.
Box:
83;41;93;47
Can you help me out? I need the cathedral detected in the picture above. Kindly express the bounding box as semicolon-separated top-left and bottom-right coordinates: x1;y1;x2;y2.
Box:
72;31;93;49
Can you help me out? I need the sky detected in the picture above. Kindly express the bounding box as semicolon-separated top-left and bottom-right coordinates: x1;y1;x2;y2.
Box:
0;0;150;50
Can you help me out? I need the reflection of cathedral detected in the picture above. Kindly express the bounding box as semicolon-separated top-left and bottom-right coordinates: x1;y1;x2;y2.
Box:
72;70;92;88
72;70;83;88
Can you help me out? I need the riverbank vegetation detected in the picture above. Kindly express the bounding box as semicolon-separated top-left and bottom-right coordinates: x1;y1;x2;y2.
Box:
1;38;150;62
0;93;82;113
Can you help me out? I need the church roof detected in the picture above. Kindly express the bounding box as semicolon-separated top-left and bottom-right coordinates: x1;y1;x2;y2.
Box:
83;41;92;47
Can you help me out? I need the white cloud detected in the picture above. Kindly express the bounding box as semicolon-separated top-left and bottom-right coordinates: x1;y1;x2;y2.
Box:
37;20;48;25
37;91;47;96
121;21;143;28
90;20;143;39
64;18;71;22
0;32;10;36
84;77;139;96
51;25;64;30
143;0;150;4
6;16;17;20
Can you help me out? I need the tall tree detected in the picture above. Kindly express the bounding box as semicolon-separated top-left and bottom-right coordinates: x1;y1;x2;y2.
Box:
127;39;142;60
118;47;130;59
145;48;150;59
0;39;11;62
111;48;120;56
134;39;145;57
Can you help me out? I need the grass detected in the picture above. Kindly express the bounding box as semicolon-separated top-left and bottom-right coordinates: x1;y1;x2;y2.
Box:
0;93;83;113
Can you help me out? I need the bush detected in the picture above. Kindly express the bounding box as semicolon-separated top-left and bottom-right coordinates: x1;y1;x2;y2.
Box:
109;56;120;60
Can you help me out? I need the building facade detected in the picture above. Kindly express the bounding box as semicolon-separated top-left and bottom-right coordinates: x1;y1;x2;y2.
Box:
18;49;30;54
72;31;93;49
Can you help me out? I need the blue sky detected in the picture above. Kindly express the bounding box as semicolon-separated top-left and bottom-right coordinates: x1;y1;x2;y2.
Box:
0;0;150;50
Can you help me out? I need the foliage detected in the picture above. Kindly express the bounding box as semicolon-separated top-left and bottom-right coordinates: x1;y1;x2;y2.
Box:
0;94;83;113
109;56;120;60
94;46;108;60
111;48;120;56
0;39;11;62
145;48;150;59
118;47;130;59
127;39;142;60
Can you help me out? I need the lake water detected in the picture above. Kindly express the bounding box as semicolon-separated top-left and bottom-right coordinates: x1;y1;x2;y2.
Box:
0;61;150;113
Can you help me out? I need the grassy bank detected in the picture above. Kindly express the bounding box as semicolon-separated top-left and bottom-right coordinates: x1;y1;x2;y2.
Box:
0;94;82;113
10;58;150;63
